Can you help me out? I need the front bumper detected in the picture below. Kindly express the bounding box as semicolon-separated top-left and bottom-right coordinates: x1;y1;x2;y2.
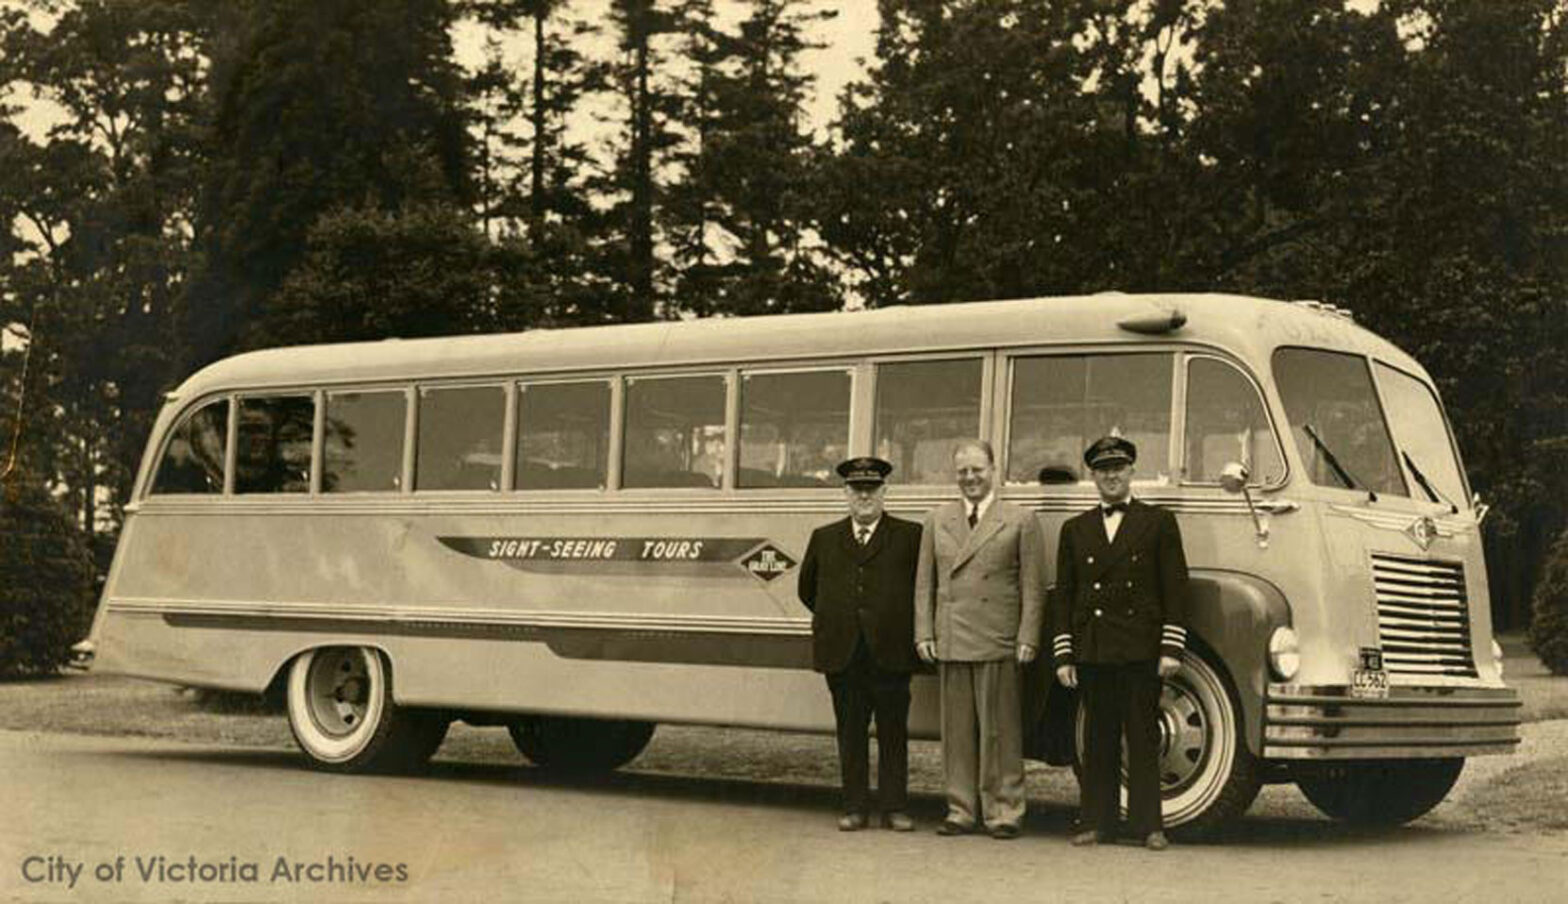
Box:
1263;683;1521;760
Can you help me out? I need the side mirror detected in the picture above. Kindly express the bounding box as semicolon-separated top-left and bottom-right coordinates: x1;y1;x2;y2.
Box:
1218;461;1249;494
1219;461;1268;548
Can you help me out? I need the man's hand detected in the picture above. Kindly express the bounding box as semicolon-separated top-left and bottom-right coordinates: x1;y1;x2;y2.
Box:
1055;664;1077;688
917;640;937;664
1016;643;1037;664
1158;655;1181;678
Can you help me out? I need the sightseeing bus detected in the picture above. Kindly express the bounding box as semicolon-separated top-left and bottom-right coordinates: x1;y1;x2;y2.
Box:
77;293;1520;836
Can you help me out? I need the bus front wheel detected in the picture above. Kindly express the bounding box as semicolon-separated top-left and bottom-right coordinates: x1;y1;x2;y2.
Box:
285;646;448;773
508;716;656;773
1296;758;1464;825
1074;650;1261;841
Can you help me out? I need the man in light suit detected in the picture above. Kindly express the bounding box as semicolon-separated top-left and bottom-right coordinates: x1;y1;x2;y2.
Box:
1050;436;1189;851
915;439;1046;839
798;457;923;832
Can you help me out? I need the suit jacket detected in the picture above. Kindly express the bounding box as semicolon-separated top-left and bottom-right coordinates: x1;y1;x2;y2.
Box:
798;514;922;674
914;498;1047;662
1048;499;1190;666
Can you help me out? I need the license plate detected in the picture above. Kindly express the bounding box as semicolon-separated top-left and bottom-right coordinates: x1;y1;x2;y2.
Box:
1351;668;1389;699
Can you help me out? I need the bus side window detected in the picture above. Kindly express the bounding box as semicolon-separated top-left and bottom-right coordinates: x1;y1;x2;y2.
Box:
324;390;407;493
1184;358;1284;485
738;370;850;489
623;375;726;490
235;396;315;494
416;386;505;492
150;399;228;495
516;380;610;490
874;359;983;485
1006;353;1173;485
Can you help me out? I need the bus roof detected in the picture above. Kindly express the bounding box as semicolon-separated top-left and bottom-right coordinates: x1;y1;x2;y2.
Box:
172;293;1426;398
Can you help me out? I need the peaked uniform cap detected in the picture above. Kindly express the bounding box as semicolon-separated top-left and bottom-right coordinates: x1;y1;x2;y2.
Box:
1084;436;1137;470
836;456;893;485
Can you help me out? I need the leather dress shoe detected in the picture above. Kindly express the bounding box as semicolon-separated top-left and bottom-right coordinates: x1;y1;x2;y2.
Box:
837;812;867;832
881;811;915;832
1070;829;1102;846
989;824;1021;840
1145;831;1170;851
935;820;972;836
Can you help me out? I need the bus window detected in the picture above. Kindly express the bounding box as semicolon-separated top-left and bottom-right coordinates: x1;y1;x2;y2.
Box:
516;380;610;490
235;396;314;494
1273;348;1406;497
323;390;406;493
150;399;228;495
1184;358;1284;485
874;359;983;485
1374;361;1468;505
738;370;850;488
1007;354;1172;485
416;386;504;491
623;375;727;489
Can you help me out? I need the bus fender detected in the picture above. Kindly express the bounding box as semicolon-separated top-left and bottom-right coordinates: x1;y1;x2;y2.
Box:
1184;569;1291;757
1031;569;1290;761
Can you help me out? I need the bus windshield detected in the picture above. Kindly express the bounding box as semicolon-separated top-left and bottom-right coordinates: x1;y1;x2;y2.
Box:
1373;361;1469;507
1272;348;1407;498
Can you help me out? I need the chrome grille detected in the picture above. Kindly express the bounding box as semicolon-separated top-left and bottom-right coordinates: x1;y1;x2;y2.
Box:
1371;553;1476;678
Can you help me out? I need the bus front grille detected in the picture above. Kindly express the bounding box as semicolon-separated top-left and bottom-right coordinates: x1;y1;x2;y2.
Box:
1371;553;1477;678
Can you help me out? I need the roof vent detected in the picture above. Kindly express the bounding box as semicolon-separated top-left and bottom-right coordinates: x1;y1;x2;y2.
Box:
1117;309;1187;335
1293;299;1355;321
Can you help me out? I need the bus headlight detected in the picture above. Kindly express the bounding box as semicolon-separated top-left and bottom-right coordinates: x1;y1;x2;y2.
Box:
1492;639;1505;680
1268;627;1301;681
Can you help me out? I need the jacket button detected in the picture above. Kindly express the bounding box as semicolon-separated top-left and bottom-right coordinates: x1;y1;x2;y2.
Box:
1087;556;1095;564
1093;582;1101;590
1094;608;1103;617
1127;581;1133;588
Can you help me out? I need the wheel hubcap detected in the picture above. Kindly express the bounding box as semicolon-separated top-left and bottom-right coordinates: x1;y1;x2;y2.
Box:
308;650;371;737
1157;680;1212;792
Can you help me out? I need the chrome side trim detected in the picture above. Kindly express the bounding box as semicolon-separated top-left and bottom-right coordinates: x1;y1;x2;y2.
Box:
106;597;814;636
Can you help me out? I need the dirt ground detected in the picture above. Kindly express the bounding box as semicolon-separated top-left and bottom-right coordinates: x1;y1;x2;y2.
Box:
1;664;1565;838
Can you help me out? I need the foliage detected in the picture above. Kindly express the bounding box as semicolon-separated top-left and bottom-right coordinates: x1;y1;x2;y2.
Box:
464;0;607;325
1;0;1566;627
1529;528;1568;675
0;0;208;540
271;199;540;342
666;0;841;317
0;469;94;677
187;0;473;362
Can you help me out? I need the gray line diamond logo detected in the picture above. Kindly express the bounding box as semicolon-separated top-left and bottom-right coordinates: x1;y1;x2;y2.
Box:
739;543;797;582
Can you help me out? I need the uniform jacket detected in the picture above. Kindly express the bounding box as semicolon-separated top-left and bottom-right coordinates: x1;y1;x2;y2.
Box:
914;499;1047;662
1048;499;1190;666
798;514;922;673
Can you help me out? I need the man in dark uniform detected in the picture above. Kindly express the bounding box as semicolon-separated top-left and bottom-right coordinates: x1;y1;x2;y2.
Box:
1049;436;1189;851
798;456;923;832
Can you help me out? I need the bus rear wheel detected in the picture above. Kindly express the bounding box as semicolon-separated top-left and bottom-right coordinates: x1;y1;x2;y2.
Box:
1296;758;1464;826
1074;651;1261;841
286;646;448;773
508;716;656;773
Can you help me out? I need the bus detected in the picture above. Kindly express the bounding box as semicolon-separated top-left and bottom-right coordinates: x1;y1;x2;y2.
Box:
76;292;1520;837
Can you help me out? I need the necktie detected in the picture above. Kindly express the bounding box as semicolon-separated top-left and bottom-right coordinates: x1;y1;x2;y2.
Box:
967;506;978;529
1102;501;1129;517
856;526;870;546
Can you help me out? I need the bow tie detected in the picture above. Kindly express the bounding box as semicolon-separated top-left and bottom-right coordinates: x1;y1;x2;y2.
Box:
1101;502;1129;517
